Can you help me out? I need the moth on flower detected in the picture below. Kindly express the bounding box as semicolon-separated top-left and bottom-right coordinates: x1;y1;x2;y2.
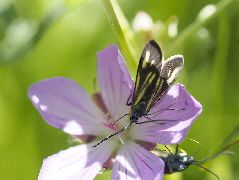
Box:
28;40;202;180
94;40;185;147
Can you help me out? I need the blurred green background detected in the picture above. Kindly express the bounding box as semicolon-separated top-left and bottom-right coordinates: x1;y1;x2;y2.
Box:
0;0;239;179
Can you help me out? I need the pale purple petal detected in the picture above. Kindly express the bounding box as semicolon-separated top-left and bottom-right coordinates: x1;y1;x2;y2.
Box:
39;141;114;180
98;45;133;123
130;84;202;144
28;77;107;136
112;142;164;180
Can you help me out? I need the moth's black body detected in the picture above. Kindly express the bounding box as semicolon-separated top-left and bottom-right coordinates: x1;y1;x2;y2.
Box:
154;141;238;180
161;151;194;174
93;40;184;148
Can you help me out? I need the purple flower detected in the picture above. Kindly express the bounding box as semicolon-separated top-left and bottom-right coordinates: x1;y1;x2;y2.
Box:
28;45;202;180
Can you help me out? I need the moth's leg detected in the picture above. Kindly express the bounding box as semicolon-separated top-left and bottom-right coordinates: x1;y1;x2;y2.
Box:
135;116;170;125
164;145;177;158
169;165;173;174
147;102;186;116
147;107;186;116
166;162;173;174
175;144;179;155
135;120;167;125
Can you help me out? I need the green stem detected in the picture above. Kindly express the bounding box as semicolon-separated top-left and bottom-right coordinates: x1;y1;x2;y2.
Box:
101;0;138;69
165;0;234;57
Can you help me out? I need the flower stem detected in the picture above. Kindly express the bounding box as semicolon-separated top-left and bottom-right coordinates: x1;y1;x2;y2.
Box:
101;0;138;69
165;0;234;57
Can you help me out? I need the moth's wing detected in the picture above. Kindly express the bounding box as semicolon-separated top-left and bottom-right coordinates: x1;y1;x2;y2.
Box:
132;40;163;111
160;55;184;85
148;55;184;110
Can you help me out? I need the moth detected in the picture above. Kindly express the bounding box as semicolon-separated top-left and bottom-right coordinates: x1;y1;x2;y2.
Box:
128;40;184;124
93;40;184;147
153;141;239;180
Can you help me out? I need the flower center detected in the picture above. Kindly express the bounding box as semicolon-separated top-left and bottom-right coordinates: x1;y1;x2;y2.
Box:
103;113;120;131
92;92;130;138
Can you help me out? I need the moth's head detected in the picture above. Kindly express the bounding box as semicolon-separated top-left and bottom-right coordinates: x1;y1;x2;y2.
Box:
177;152;194;165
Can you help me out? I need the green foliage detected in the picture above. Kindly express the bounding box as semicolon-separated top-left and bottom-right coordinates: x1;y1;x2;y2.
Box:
0;0;239;179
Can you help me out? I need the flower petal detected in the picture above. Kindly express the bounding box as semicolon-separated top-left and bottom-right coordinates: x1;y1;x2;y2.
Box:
130;84;202;144
112;142;164;180
98;45;133;122
28;77;107;136
39;141;114;180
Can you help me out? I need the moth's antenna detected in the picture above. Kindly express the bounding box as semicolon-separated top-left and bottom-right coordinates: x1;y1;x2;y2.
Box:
191;162;220;180
194;140;239;163
92;122;134;148
112;113;131;126
220;124;239;148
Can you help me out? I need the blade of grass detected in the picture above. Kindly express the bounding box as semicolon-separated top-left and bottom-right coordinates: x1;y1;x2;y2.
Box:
101;0;138;70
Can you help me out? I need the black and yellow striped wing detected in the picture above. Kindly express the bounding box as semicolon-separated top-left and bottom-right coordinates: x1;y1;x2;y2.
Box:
132;40;164;112
132;40;184;113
